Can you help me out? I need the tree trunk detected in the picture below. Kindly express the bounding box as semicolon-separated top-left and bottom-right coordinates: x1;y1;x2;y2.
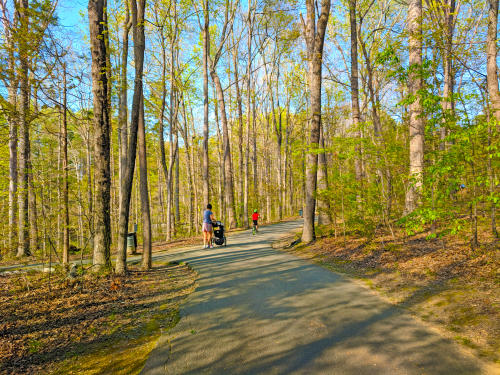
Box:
202;0;210;206
349;0;363;212
138;96;152;269
487;0;500;124
118;0;131;230
301;0;331;243
175;153;180;223
232;37;244;225
317;123;331;225
252;91;258;206
17;0;30;257
404;0;424;215
115;0;145;274
1;2;19;253
89;0;112;270
86;124;94;250
243;2;253;229
210;69;237;228
180;98;195;233
214;86;225;219
440;0;456;148
62;65;70;265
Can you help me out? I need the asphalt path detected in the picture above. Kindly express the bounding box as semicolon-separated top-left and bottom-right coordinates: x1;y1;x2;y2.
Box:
141;219;497;375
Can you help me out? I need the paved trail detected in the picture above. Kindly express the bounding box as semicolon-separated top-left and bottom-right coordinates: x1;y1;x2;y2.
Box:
141;220;496;375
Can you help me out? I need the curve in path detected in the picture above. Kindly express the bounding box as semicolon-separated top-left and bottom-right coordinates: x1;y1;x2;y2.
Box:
141;220;495;375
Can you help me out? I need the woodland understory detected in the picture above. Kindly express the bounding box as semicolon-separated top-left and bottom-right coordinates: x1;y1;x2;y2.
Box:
0;0;499;370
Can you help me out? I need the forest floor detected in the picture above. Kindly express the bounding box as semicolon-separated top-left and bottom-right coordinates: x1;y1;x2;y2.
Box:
0;261;197;374
274;221;500;365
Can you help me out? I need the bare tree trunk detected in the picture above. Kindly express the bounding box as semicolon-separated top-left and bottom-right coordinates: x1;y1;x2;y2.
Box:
89;0;111;269
243;2;253;229
188;102;200;233
252;92;258;206
487;0;500;123
28;158;38;253
8;90;18;253
86;124;94;249
202;0;210;205
115;0;145;274
1;1;19;253
118;0;131;224
404;0;424;215
214;87;225;219
486;0;499;237
166;91;179;240
180;98;195;233
138;96;152;269
263;57;283;221
301;0;331;243
17;0;30;257
349;0;363;212
62;65;70;265
175;154;180;223
232;35;244;226
210;69;237;228
317;123;331;225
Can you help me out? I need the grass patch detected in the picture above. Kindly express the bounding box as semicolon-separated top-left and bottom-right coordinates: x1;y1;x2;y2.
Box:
52;335;159;375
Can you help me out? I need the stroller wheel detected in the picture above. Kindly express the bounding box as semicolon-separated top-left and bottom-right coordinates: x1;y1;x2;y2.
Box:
224;237;227;247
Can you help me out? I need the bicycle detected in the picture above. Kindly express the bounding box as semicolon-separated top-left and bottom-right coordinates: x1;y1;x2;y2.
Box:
252;223;258;235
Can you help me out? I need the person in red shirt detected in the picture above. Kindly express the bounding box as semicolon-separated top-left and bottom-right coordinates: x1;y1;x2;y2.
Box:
252;209;260;233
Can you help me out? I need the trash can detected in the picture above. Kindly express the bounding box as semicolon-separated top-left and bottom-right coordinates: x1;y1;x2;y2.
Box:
299;209;303;217
127;232;137;254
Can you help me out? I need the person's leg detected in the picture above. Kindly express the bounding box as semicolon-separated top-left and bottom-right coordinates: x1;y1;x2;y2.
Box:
202;230;206;247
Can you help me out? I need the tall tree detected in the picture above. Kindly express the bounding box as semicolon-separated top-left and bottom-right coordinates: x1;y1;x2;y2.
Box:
487;0;500;237
487;0;500;124
118;0;131;229
349;0;363;212
232;31;244;225
17;0;30;257
62;64;69;265
138;96;152;269
116;0;145;274
207;0;237;228
202;0;210;206
89;0;111;269
301;0;331;243
243;0;255;229
404;0;424;214
0;0;19;253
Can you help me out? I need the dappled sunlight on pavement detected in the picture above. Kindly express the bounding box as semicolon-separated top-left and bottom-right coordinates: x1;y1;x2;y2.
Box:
140;220;492;375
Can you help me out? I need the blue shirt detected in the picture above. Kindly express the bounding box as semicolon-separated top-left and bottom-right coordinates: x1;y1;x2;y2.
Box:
203;210;213;223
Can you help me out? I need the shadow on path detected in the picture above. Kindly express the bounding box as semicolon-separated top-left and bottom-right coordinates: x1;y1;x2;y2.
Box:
141;220;490;375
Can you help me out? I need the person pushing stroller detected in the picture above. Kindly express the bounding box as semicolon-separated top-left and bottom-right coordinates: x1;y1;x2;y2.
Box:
202;204;216;248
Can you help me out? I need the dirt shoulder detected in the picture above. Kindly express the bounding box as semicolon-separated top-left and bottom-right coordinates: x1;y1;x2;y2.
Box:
0;262;197;375
275;224;500;365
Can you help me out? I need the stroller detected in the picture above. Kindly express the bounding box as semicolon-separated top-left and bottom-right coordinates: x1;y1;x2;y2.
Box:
211;221;227;247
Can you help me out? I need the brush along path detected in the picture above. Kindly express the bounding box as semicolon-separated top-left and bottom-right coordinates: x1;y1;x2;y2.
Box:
141;219;497;374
